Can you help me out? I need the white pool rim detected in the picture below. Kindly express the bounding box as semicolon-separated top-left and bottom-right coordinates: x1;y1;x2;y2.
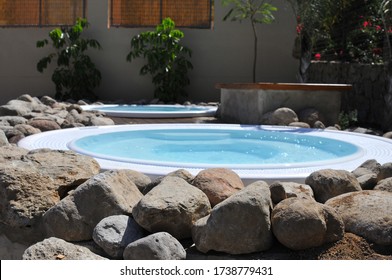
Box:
17;124;392;184
81;104;218;118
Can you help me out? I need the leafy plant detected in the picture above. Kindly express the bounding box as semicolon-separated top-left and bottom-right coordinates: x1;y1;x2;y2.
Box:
338;109;358;129
37;18;102;101
222;0;278;82
126;18;193;103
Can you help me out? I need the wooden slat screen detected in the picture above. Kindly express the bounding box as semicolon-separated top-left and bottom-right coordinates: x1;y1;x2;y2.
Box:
0;0;85;26
111;0;212;28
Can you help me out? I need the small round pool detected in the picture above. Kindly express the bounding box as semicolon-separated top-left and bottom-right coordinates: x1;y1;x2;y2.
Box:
17;124;392;183
81;104;218;118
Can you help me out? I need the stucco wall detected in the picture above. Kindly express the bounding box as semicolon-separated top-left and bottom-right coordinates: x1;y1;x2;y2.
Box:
0;1;298;104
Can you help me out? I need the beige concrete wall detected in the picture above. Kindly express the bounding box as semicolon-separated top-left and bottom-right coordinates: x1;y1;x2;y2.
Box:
0;1;298;104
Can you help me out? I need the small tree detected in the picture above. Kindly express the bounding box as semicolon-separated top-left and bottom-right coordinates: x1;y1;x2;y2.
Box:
127;18;193;103
37;18;102;101
222;0;278;83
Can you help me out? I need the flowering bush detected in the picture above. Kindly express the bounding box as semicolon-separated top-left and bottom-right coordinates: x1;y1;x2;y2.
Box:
291;0;390;64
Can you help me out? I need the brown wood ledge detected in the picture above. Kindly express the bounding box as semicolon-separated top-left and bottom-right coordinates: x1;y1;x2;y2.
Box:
215;82;353;91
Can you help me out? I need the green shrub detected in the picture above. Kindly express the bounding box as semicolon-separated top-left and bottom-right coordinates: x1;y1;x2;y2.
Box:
127;18;193;103
37;18;102;101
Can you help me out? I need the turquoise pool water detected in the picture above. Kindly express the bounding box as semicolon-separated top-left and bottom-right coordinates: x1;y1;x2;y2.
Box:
69;128;360;169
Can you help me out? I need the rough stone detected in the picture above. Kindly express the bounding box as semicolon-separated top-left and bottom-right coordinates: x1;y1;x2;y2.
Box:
22;237;107;260
28;119;61;132
88;116;115;126
357;173;378;190
192;168;244;207
288;122;311;128
262;107;299;126
272;197;344;250
326;190;392;245
313;120;326;129
298;108;325;127
192;181;273;255
143;169;194;194
378;162;392;181
305;169;362;203
374;177;392;192
43;170;144;241
0;116;27;126
92;215;145;259
352;159;381;177
132;176;211;240
0;148;101;244
123;232;186;260
269;181;314;205
13;124;41;136
0;130;9;146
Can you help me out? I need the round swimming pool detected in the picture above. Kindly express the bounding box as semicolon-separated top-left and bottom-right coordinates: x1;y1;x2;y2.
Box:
81;104;218;118
17;124;392;183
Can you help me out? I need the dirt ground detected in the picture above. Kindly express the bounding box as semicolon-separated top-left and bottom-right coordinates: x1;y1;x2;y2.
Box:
185;233;392;260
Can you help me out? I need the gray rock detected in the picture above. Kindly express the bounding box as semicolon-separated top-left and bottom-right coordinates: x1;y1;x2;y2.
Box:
13;124;41;136
0;116;27;126
123;232;186;260
0;130;9;146
192;181;273;255
378;162;392;181
288;122;311;128
0;145;28;163
383;131;392;139
143;169;194;194
262;107;299;126
40;96;58;107
0;148;100;244
352;159;381;177
192;168;244;207
271;197;344;250
269;181;314;205
305;169;362;203
121;169;152;193
133;176;211;239
88;116;115;126
357;173;378;190
326;190;392;246
22;237;107;260
27;119;61;132
43;170;144;241
298;108;324;127
93;215;145;258
374;177;392;192
313;120;326;129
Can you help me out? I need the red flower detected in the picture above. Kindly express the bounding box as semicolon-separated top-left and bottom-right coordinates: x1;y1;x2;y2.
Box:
363;21;371;28
314;53;321;60
376;25;382;31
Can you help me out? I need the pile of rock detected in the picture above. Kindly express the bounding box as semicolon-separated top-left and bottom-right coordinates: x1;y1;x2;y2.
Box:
1;145;391;259
0;94;115;145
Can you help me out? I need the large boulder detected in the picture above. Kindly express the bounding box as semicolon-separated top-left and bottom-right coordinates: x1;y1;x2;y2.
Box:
261;107;299;126
269;181;314;205
325;190;392;245
374;177;392;192
0;148;100;244
377;162;392;181
305;169;362;203
132;176;211;239
192;168;244;207
43;170;144;241
192;181;273;255
271;197;344;250
92;215;145;259
123;232;186;260
22;237;107;260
